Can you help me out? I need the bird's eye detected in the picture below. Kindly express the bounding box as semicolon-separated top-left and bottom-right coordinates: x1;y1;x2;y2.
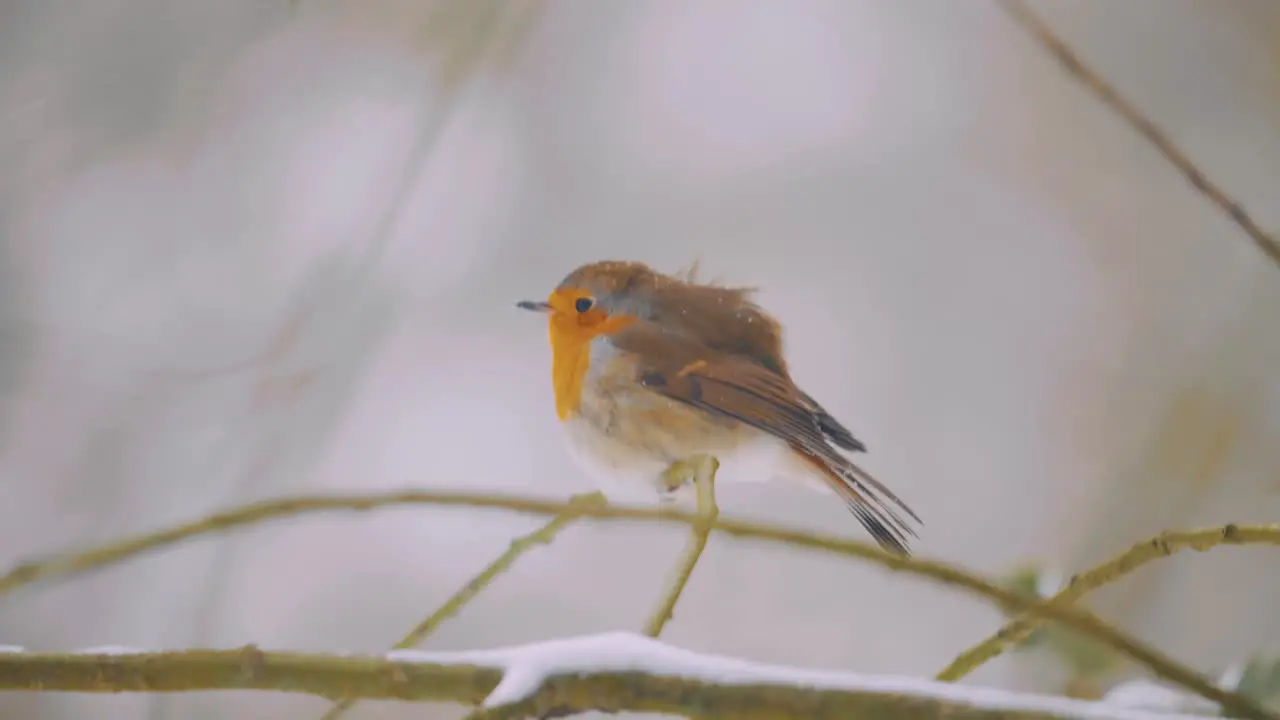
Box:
574;297;595;313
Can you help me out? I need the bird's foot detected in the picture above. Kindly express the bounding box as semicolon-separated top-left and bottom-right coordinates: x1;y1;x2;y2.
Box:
658;458;697;496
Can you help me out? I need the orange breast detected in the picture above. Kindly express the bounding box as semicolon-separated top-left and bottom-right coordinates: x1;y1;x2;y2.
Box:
546;311;636;421
550;326;592;420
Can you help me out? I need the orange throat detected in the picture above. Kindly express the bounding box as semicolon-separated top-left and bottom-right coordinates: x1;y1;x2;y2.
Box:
550;328;591;421
546;311;634;421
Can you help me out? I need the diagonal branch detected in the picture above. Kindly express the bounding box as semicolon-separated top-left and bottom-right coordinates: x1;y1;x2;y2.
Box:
2;489;1277;716
938;524;1280;682
998;0;1280;271
0;635;1226;720
317;491;605;720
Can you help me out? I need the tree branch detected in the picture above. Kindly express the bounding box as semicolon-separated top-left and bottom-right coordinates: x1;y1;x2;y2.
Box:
998;0;1280;271
939;523;1280;682
2;490;1276;717
317;491;606;720
0;634;1224;720
0;491;604;598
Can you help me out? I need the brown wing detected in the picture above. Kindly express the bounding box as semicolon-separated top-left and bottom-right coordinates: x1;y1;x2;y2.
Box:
610;320;921;555
649;284;788;373
646;281;867;453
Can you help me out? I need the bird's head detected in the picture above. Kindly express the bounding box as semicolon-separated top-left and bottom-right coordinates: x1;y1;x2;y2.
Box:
516;260;660;343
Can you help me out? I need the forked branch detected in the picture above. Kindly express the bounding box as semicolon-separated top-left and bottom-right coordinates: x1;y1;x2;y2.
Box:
937;524;1280;682
1;489;1276;717
318;491;606;720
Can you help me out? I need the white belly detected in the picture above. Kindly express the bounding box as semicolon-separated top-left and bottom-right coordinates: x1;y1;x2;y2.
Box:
559;414;834;507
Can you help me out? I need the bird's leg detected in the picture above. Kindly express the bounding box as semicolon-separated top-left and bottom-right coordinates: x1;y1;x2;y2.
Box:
642;454;720;638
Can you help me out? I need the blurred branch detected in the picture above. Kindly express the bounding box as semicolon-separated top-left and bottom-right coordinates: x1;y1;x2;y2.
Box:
939;524;1280;682
317;491;605;720
999;0;1280;271
1;491;1274;717
141;3;516;715
0;636;1225;720
176;1;520;382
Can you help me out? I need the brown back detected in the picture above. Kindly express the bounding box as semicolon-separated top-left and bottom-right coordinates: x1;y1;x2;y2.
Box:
559;260;789;376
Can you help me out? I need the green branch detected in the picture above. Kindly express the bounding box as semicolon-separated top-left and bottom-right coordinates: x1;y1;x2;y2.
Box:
0;638;1225;720
317;491;606;720
2;490;1276;717
938;524;1280;682
0;490;617;598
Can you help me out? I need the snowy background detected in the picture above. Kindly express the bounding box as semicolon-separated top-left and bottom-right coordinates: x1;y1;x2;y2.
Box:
1;1;1278;718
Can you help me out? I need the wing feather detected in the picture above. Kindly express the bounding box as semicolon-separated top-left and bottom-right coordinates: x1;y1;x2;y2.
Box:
611;321;920;554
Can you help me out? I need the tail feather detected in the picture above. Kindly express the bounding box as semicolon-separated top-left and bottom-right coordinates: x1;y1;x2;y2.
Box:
841;456;923;525
791;444;920;556
798;391;867;453
815;410;866;453
847;500;912;556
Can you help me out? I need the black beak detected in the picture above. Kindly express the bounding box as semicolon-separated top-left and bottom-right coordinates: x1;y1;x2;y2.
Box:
516;300;552;313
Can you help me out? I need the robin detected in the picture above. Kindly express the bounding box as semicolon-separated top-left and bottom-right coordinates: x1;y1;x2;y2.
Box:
517;260;920;555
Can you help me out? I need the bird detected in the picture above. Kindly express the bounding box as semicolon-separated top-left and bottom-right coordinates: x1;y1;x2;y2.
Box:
516;259;921;555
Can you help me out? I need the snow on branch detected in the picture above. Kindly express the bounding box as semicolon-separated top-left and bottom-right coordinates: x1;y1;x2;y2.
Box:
2;489;1276;717
0;632;1223;720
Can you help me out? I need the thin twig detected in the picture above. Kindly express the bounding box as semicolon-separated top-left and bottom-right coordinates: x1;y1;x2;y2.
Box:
937;523;1278;682
999;0;1280;271
317;492;605;720
642;456;719;638
1;490;1277;716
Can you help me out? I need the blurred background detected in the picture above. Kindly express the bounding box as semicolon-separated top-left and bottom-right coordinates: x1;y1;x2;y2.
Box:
1;0;1278;718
